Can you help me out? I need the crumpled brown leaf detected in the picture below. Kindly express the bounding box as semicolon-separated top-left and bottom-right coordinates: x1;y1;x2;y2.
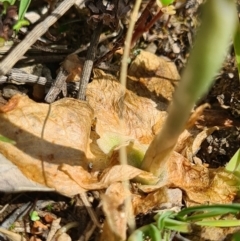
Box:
186;168;239;204
62;54;83;82
86;70;167;145
132;187;182;215
128;50;180;106
100;182;132;241
60;164;143;190
0;94;93;196
140;151;238;204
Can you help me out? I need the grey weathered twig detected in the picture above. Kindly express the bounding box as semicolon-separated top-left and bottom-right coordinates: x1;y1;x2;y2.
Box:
0;68;48;85
77;22;103;100
45;67;68;103
0;0;83;76
10;71;47;85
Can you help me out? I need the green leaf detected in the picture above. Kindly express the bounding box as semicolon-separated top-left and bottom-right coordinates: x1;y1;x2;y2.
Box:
225;149;240;173
13;19;30;32
18;0;31;21
159;0;175;6
29;211;40;221
163;219;191;233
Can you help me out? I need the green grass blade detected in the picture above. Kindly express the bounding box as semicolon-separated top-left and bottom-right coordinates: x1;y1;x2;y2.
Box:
195;219;240;227
163;219;192;233
155;210;176;230
176;204;240;221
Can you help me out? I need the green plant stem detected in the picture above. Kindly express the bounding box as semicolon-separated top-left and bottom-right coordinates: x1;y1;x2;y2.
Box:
141;0;237;177
233;22;240;82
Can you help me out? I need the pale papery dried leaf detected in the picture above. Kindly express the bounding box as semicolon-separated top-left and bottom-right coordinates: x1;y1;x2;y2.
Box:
191;126;219;155
101;182;131;241
62;54;83;82
46;218;61;241
61;164;143;190
99;164;143;185
60;164;102;190
186;103;210;129
86;70;167;145
186;168;238;204
0;95;93;196
139;152;209;195
166;152;210;189
0;227;26;241
139;150;238;204
55;232;72;241
132;187;182;215
128;50;180;106
174;129;193;155
199;226;240;241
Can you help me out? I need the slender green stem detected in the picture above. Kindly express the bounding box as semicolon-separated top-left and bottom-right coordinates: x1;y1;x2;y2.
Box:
233;21;240;82
141;0;237;176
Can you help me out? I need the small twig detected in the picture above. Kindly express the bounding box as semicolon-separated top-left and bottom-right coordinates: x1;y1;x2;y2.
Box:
78;193;102;229
0;204;9;214
10;71;47;85
131;0;163;46
77;22;103;100
0;68;48;85
118;0;143;233
45;67;68;103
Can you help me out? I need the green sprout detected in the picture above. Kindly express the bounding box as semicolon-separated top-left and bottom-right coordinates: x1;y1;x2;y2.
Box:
13;0;31;31
8;223;15;230
159;0;175;6
0;0;31;33
46;203;53;212
29;210;40;221
128;204;240;241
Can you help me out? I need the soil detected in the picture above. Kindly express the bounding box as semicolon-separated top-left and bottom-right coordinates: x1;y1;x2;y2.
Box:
0;0;240;241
